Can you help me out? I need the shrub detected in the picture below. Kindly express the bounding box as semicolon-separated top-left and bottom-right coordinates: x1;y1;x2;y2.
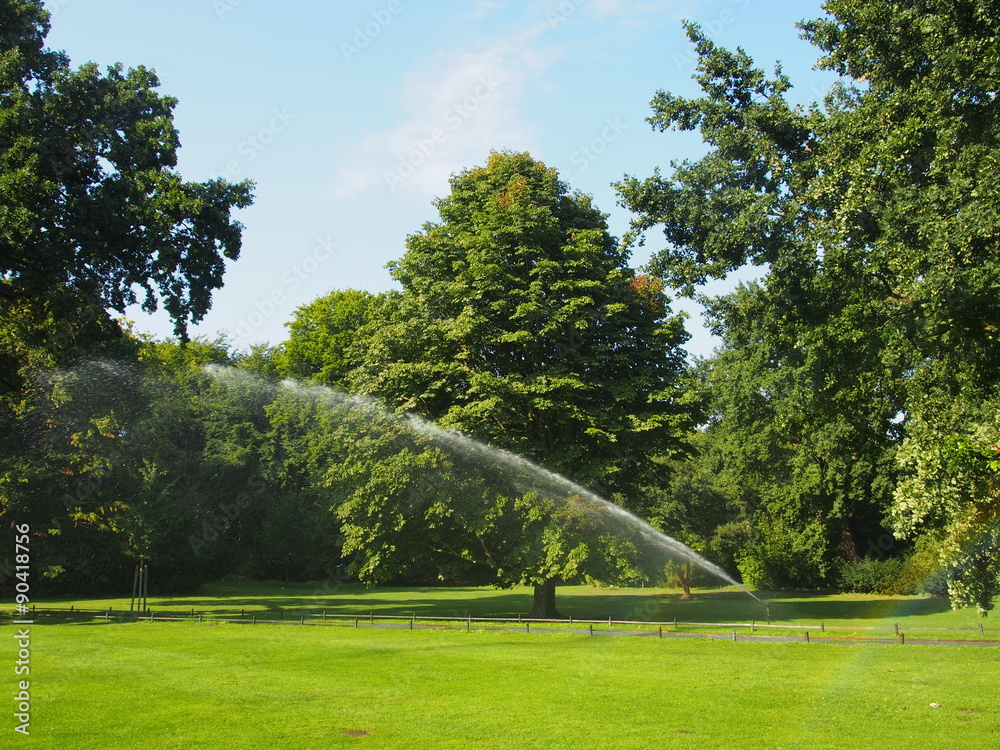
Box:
837;558;909;594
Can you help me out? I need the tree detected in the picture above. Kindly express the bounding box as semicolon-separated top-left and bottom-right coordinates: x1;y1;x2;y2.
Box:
342;151;696;616
0;1;253;396
616;2;1000;609
277;289;384;388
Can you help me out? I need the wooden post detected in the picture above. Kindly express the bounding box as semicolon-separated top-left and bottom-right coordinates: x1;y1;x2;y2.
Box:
980;623;985;637
252;615;256;625
370;611;374;623
673;617;677;629
354;618;358;629
805;631;810;643
766;603;770;624
526;621;530;634
894;623;899;636
900;633;905;645
589;624;593;636
821;622;825;632
130;564;139;612
659;626;663;638
751;619;755;633
608;616;613;626
301;616;305;625
732;629;737;642
467;615;471;631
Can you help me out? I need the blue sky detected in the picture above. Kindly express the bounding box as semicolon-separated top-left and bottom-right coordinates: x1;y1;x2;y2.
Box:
44;0;837;358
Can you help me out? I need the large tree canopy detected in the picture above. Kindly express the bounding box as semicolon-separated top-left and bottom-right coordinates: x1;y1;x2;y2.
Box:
617;0;1000;611
0;0;253;392
338;151;698;615
354;151;694;494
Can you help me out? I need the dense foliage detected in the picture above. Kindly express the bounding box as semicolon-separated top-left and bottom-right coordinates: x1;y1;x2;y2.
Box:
0;0;253;398
2;1;997;616
618;0;1000;611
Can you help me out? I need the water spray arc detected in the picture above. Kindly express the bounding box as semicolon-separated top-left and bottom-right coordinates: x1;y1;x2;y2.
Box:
205;365;760;603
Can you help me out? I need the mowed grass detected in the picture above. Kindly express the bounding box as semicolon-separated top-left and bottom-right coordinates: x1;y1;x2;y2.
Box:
34;582;1000;640
5;619;999;749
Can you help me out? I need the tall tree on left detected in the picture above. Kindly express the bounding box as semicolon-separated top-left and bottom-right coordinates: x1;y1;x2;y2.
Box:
0;1;254;395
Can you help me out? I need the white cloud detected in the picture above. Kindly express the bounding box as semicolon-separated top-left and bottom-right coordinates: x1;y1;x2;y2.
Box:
327;26;554;202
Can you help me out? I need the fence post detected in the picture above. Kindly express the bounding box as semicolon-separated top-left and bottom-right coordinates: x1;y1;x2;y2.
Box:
526;621;530;634
659;626;663;639
821;622;825;632
252;615;256;625
894;623;899;636
355;618;359;629
589;624;593;636
980;623;985;637
805;631;810;643
751;619;755;633
900;633;905;645
301;616;305;625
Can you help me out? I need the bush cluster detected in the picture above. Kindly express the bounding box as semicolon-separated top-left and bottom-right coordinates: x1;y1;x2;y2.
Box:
837;558;908;594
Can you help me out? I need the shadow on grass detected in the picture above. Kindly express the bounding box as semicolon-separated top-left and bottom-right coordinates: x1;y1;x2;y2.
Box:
29;582;965;625
758;591;954;622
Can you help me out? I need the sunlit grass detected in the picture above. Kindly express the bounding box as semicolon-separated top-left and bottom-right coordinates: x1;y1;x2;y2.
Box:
4;619;998;749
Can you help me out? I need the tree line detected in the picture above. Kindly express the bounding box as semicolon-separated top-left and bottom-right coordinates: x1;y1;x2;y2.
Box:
1;0;997;615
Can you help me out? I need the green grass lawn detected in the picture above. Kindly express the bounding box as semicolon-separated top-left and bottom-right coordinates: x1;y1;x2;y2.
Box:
30;582;999;641
4;619;998;749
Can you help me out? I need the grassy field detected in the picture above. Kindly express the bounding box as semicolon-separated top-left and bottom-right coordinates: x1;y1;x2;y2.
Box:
5;584;998;748
30;581;1000;640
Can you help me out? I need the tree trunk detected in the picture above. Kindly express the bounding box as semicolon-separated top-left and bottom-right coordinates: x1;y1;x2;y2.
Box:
530;579;562;619
679;562;693;600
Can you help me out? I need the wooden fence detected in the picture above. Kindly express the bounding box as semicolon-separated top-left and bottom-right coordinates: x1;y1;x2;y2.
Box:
7;605;998;646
